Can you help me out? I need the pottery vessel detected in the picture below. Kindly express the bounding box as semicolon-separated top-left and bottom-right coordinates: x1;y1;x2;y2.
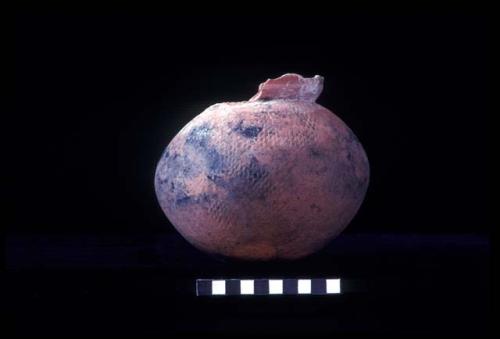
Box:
155;74;369;260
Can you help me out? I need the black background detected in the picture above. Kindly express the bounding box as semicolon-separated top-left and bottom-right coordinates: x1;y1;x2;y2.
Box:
8;13;491;337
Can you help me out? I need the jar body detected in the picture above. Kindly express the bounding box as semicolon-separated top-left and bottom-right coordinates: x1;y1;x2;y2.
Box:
154;93;369;260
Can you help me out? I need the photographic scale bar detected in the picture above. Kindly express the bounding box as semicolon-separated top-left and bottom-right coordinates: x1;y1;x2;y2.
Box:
196;278;341;296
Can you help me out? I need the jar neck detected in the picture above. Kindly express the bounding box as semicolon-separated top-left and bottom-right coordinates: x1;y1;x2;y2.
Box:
249;73;324;103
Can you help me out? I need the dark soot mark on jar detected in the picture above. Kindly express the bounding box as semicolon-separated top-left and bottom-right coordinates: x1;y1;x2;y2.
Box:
162;152;180;171
199;192;214;204
233;120;263;138
185;125;229;178
162;151;197;180
309;147;324;158
207;174;224;185
185;124;226;174
345;128;360;145
337;162;368;201
157;177;168;186
175;194;192;206
310;203;322;212
186;124;212;148
241;156;268;184
230;156;270;199
257;193;267;201
314;166;329;176
175;191;217;208
205;148;225;173
206;156;271;200
326;162;349;196
346;151;353;161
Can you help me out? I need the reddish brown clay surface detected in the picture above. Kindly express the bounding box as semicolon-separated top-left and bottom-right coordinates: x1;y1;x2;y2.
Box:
155;74;369;260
